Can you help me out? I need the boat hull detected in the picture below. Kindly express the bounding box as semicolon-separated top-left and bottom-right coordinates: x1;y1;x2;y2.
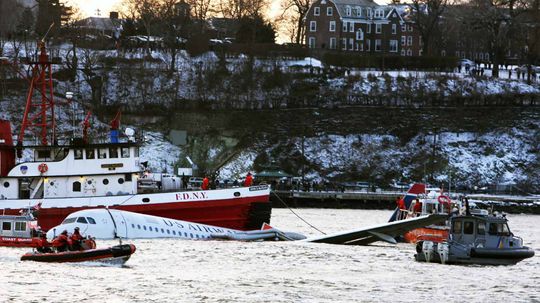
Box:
403;226;449;243
20;244;136;264
0;186;272;231
0;236;48;248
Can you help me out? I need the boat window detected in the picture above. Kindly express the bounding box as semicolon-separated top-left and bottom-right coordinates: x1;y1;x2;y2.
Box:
4;181;9;188
73;181;81;192
2;222;11;231
492;223;511;236
109;148;118;158
134;147;139;157
463;221;474;234
118;178;124;184
87;217;96;224
121;147;130;158
37;150;51;159
125;173;132;182
477;221;486;235
98;149;107;159
488;223;498;235
103;179;109;185
15;222;26;231
77;217;88;224
85;149;95;159
452;220;462;234
62;217;77;224
74;149;83;160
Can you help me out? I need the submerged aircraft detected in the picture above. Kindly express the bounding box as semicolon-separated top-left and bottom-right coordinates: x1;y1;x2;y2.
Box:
47;208;446;245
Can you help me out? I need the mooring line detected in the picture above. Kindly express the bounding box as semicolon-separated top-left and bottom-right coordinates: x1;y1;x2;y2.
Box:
271;190;326;235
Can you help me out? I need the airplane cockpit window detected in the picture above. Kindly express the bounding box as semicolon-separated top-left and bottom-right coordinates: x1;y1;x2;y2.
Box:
87;217;96;224
62;217;77;224
77;217;88;224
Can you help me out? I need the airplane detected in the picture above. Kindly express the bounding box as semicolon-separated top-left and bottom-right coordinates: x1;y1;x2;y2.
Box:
46;208;446;245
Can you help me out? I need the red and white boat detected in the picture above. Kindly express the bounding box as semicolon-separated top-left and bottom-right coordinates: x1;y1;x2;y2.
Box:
0;42;271;231
389;184;457;243
0;212;49;247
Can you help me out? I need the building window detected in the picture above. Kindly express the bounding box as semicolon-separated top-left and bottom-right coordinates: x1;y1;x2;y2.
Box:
314;6;320;16
327;7;333;16
389;40;398;52
375;23;382;34
401;24;406;32
407;36;412;46
308;37;316;48
329;37;337;49
392;24;396;34
329;21;335;32
367;23;371;33
374;9;383;18
342;38;347;50
343;22;347;32
367;8;372;18
346;6;351;16
356;6;362;17
359;42;363;51
349;38;354;50
310;21;316;32
73;181;81;192
401;49;406;56
350;22;354;32
408;24;413;32
401;36;406;46
356;29;364;40
375;39;381;51
407;49;412;56
366;39;371;51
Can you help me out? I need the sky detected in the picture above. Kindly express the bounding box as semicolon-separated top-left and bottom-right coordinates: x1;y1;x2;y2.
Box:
67;0;123;17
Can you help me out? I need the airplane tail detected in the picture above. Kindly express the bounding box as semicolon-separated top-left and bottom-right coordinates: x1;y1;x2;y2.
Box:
388;183;426;222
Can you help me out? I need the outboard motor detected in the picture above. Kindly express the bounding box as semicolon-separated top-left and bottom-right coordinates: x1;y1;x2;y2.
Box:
0;120;15;177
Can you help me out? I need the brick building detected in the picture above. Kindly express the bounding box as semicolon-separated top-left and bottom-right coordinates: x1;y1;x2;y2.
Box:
304;0;422;56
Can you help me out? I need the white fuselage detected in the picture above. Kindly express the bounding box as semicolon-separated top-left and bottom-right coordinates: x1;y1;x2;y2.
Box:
46;209;242;240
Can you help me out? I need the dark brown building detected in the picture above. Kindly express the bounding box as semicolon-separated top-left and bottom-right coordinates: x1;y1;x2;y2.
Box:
304;0;421;56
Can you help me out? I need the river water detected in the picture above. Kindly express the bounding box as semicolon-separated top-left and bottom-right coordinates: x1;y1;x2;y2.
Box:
0;209;538;303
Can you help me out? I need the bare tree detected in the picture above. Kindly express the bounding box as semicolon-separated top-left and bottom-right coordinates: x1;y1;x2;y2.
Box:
409;0;453;56
280;0;310;44
188;0;213;22
218;0;268;19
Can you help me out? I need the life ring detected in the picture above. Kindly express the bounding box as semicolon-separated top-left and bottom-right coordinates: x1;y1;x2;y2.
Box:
438;195;451;204
38;163;48;174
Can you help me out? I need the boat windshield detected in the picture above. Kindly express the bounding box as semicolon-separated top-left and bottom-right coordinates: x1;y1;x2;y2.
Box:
488;222;511;236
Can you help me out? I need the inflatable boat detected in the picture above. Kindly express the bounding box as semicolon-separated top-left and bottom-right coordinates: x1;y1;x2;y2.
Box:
21;244;136;265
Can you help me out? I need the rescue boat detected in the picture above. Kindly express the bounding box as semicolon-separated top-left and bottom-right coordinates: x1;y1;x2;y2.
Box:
0;42;271;232
0;213;49;247
21;243;136;265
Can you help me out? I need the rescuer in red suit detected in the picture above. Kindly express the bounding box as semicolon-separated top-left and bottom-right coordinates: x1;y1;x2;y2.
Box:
201;176;209;190
70;227;84;250
52;230;71;252
244;172;253;187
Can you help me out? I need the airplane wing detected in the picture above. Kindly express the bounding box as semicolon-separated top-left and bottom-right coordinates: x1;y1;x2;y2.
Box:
304;214;447;245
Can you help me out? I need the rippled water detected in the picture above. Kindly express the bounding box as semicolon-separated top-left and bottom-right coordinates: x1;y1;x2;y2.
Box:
0;209;538;303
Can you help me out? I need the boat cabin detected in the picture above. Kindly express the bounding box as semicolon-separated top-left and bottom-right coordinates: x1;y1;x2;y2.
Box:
0;215;37;238
449;215;518;249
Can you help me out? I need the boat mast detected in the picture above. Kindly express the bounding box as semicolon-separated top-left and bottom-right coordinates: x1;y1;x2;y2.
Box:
17;24;56;151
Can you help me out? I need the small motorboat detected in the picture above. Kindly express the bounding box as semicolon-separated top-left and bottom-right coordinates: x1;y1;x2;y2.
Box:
21;244;136;265
415;210;534;265
0;213;50;248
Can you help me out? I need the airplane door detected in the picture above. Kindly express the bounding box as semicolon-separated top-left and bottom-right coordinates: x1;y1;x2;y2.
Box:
113;211;129;238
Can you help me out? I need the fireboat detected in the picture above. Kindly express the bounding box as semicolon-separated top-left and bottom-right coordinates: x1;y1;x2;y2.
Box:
0;40;271;231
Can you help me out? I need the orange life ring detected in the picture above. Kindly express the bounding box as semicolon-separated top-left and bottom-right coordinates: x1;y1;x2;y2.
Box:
38;163;48;174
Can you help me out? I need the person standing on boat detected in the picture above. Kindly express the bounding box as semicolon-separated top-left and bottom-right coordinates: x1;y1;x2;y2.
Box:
70;227;84;250
201;176;209;190
244;172;253;187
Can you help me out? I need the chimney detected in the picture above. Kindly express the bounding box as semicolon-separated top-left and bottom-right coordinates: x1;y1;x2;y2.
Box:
109;11;119;19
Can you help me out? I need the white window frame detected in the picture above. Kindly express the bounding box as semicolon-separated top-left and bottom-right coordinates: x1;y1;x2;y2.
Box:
343;22;348;32
392;24;396;34
350;22;354;32
389;40;398;52
366;39;371;51
329;21;336;32
346;6;351;16
407;36;412;46
349;38;354;50
367;8;372;18
367;23;371;33
356;6;362;17
342;38;347;50
375;39;381;52
375;23;382;34
407;49;412;56
401;24;406;32
356;29;364;40
329;37;336;49
308;37;316;48
359;42;363;51
401;36;406;46
374;9;383;18
314;7;320;16
408;24;413;32
401;49;406;56
310;21;317;32
327;7;333;16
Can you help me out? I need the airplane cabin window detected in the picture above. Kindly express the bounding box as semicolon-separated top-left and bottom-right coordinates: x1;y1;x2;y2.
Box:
149;226;153;231
87;217;96;224
172;231;176;235
143;226;147;230
167;230;170;234
77;217;88;224
161;228;164;233
132;224;135;228
137;224;141;229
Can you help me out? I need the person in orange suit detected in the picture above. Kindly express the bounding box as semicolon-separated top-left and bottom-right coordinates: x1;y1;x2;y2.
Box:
244;172;253;187
201;176;209;190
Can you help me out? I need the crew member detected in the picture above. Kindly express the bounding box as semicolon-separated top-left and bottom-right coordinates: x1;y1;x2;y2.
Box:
413;199;422;213
70;227;84;250
244;172;253;187
201;176;209;190
52;230;71;252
